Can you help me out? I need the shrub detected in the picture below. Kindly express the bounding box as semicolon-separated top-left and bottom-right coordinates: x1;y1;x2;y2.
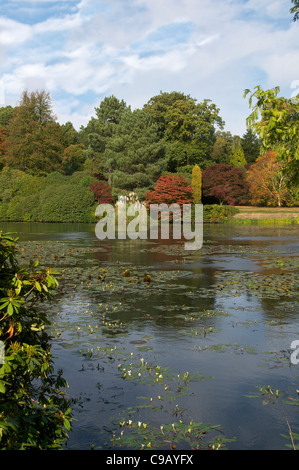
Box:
145;174;193;207
0;169;97;222
0;232;72;449
202;164;250;205
37;184;96;222
203;204;239;222
90;181;114;205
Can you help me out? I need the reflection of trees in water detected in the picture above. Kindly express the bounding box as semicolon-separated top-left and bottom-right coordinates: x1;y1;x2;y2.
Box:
90;238;219;332
260;296;298;323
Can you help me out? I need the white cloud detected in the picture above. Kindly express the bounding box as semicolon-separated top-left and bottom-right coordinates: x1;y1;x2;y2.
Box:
0;17;31;45
0;0;298;135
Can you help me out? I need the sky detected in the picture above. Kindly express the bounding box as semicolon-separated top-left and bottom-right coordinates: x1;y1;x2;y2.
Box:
0;0;298;136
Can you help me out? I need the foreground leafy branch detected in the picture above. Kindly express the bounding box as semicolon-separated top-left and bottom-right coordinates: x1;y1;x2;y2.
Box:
290;0;299;21
244;86;299;184
0;231;72;449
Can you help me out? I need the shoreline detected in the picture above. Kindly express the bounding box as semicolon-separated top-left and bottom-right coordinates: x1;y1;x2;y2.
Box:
233;206;299;220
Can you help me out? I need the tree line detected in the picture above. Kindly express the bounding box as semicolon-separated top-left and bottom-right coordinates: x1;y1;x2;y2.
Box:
0;88;298;222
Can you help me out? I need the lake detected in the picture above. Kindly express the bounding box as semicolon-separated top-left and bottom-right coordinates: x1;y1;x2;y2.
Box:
1;221;299;450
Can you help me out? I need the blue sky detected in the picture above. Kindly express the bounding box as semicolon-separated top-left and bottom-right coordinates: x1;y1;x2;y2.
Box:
0;0;298;136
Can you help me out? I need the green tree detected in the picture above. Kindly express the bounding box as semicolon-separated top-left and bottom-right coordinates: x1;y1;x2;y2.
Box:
211;131;233;164
0;127;8;169
62;143;86;175
229;140;247;167
244;86;299;182
95;95;128;125
60;121;79;147
0;106;14;128
6;90;64;175
144;91;224;171
83;96;130;182
241;128;261;164
143;91;187;138
105;108;167;199
191;164;202;204
211;131;245;165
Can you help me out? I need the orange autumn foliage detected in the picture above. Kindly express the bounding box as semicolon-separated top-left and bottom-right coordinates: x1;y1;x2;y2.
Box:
246;151;290;207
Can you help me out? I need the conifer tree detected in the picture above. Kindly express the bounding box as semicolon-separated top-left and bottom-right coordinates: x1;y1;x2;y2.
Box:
229;141;247;167
191;164;202;204
241;128;261;164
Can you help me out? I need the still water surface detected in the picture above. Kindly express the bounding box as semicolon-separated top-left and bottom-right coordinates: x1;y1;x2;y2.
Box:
2;222;299;450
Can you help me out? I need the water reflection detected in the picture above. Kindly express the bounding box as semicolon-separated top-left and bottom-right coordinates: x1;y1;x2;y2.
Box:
1;221;299;450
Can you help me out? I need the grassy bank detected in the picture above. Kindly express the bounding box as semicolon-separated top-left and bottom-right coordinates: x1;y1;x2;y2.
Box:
230;206;299;225
229;217;299;225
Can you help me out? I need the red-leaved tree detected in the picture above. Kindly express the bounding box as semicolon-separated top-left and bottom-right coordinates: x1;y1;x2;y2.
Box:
145;174;193;207
90;181;114;205
202;164;250;205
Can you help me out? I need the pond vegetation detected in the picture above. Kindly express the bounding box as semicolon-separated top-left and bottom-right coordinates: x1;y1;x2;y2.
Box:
2;222;298;450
